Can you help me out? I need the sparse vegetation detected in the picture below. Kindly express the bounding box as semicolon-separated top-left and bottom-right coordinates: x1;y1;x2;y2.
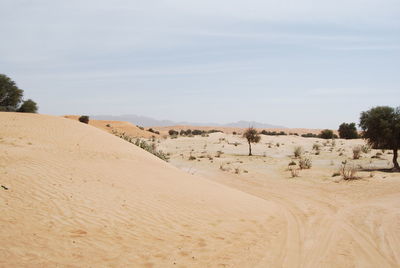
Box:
299;157;312;169
112;130;169;162
294;146;303;158
260;130;287;136
339;161;358;180
352;146;362;159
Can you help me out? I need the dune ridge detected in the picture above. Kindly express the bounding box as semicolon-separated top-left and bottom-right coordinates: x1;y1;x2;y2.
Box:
1;113;282;267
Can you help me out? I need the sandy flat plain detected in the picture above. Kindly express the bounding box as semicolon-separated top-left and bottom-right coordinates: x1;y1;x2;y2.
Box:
1;113;400;267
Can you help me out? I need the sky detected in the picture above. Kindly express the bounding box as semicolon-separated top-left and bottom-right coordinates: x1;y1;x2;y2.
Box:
1;0;399;128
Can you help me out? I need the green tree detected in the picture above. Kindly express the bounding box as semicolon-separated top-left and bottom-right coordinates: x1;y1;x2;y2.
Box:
242;127;261;156
359;106;400;170
338;122;359;139
0;74;24;110
17;99;38;113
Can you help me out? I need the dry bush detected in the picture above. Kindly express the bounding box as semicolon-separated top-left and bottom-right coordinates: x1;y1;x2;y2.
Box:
299;157;312;169
353;146;362;159
289;165;299;177
294;146;303;158
339;161;358;180
361;145;371;154
215;151;223;158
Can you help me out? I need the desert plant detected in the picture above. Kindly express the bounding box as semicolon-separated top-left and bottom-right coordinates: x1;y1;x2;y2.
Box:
339;161;358;180
319;129;337;139
359;106;400;170
294;146;303;158
17;99;38;113
352;146;362;159
242;127;261;156
360;145;371;154
299;157;312;169
78;115;89;124
168;129;179;136
215;151;223;158
312;143;321;151
338;122;359;139
289;165;299;177
112;131;169;161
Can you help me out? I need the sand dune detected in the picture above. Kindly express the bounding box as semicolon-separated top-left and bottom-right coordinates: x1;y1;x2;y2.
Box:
64;115;158;138
1;113;400;267
1;113;282;267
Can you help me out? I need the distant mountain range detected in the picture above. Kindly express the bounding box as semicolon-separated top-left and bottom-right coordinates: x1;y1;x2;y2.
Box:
92;114;286;129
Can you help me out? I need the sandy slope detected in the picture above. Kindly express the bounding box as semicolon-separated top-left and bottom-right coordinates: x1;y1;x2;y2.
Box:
158;133;400;267
0;113;283;267
64;115;158;138
1;113;400;267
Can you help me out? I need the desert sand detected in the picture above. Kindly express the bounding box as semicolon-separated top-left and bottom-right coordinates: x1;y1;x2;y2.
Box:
1;113;400;267
64;115;158;138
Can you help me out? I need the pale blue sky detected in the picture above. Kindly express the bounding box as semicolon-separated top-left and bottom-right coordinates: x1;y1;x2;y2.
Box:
1;0;399;128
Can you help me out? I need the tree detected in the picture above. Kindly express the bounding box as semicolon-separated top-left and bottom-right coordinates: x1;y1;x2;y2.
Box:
359;106;400;170
0;74;24;110
79;115;89;124
318;129;336;139
242;127;261;156
338;122;359;139
17;99;38;113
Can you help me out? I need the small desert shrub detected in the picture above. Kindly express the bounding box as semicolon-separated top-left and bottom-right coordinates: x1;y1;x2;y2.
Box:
352;146;362;159
312;143;321;151
189;155;196;161
106;124;111;127
215;151;223;158
78;115;89;124
361;145;371;154
332;172;341;177
339;161;358;180
294;146;303;158
299;157;312;169
137;125;144;130
112;131;169;162
289;165;299;177
288;160;297;166
234;168;240;174
232;131;237;135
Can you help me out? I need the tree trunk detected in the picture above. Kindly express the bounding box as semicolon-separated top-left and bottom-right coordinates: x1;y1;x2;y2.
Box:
248;142;252;156
393;149;400;171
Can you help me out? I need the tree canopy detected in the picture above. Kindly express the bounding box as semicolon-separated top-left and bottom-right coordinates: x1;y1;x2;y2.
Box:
17;99;38;113
338;122;359;139
0;74;38;113
243;127;261;156
359;106;400;170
